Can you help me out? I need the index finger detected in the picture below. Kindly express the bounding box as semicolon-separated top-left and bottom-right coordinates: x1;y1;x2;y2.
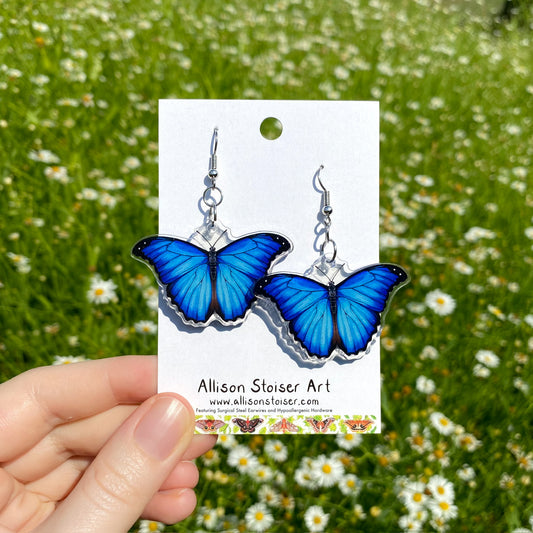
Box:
0;356;157;461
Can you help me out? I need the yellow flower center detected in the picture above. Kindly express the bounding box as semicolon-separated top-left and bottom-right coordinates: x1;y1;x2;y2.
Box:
437;486;445;495
440;418;449;426
436;297;445;305
239;457;248;466
94;288;104;296
148;523;159;532
322;464;332;474
255;511;264;521
439;501;450;511
413;492;423;502
313;516;322;524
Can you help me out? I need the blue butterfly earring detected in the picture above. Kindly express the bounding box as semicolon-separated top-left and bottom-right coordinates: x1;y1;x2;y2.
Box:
132;128;291;327
255;165;409;363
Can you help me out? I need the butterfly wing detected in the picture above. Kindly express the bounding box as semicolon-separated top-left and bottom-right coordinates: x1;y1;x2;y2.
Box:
256;274;334;358
216;233;291;323
132;236;212;324
335;264;408;355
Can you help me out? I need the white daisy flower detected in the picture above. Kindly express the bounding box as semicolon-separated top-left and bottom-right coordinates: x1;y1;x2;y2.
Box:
52;355;87;365
264;439;288;462
257;485;281;507
473;364;491;378
123;156;141;169
251;464;274;483
304;505;329;532
425;289;456;316
138;520;165;532
98;177;126;190
79;187;99;200
429;412;455;436
7;252;31;273
99;192;117;208
86;276;118;304
294;463;316;489
217;433;237;449
29;149;60;163
415;375;436;394
427;475;455;502
453;260;474;275
336;432;363;450
195;506;219;530
514;377;530;394
456;464;476;481
414;174;434;186
401;481;428;513
338;473;362;497
455;432;482;452
134;320;157;335
475;349;500;368
428;499;458;521
244;502;274;532
420;345;439;360
310;454;344;488
398;514;425;531
227;445;259;474
464;226;496;242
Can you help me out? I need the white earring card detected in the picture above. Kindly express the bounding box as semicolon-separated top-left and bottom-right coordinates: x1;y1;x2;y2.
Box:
156;99;382;435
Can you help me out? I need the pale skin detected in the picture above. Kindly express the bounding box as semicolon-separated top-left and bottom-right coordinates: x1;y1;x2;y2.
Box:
0;356;217;533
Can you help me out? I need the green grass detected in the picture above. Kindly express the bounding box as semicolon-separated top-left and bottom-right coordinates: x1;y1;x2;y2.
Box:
1;0;532;531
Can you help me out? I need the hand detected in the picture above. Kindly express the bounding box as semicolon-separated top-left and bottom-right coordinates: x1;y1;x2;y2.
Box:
0;356;216;533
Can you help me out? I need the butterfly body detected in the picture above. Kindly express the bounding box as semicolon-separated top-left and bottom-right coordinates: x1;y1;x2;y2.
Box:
132;230;291;326
256;263;408;359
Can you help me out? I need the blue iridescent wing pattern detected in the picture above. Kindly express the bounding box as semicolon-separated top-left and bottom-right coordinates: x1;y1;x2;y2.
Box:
255;274;334;358
256;263;408;360
132;236;212;323
335;264;408;355
216;233;291;322
133;232;290;326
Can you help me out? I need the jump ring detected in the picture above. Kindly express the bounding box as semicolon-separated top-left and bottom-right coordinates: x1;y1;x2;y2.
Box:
202;186;223;208
320;239;337;263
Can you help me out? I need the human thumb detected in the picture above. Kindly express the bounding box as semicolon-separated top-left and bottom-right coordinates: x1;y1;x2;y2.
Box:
35;394;195;533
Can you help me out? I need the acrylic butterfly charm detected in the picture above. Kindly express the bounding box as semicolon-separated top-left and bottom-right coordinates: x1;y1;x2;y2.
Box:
255;262;408;361
233;417;264;433
133;225;290;327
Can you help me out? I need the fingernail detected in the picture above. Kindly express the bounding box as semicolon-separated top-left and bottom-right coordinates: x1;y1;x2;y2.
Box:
134;396;191;460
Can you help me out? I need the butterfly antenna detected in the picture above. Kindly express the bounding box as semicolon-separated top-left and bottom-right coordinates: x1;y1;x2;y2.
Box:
314;261;345;282
195;230;212;247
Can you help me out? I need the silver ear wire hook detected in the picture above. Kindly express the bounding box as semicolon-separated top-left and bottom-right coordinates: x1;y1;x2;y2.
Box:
316;165;337;263
203;127;223;226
